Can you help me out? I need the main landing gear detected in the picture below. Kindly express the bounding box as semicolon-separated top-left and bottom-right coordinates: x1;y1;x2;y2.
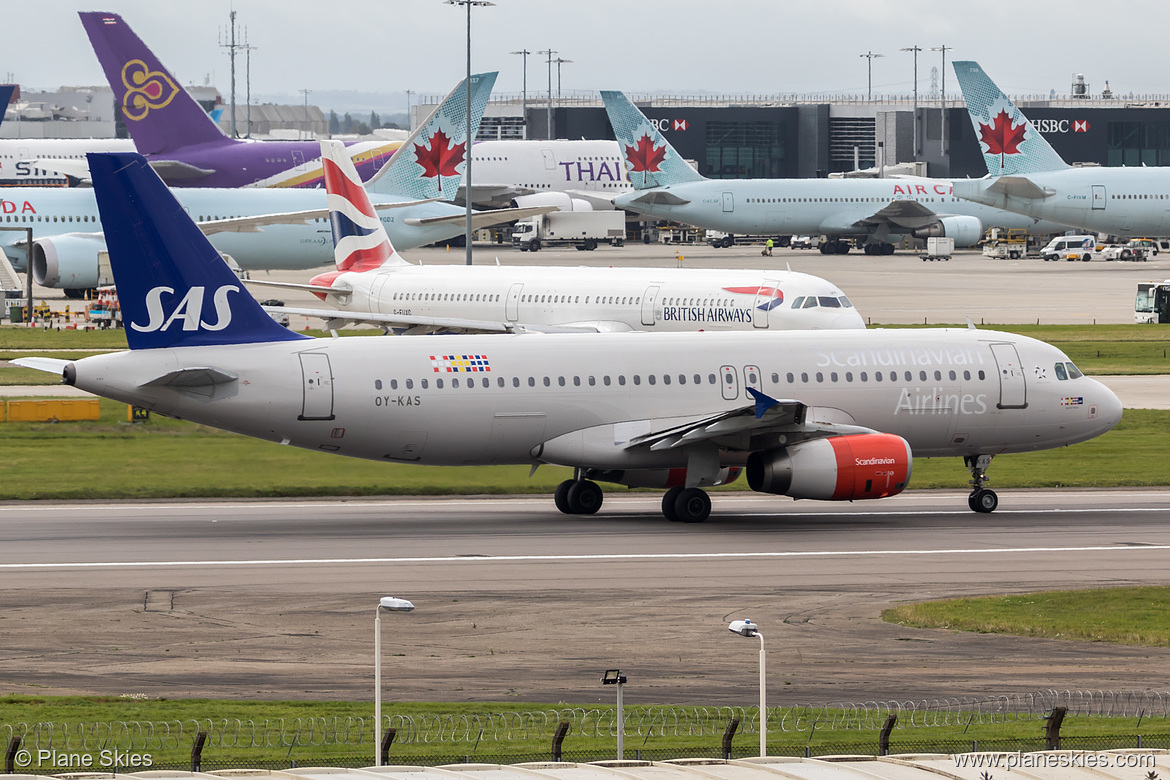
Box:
818;239;852;255
553;474;604;515
661;486;712;523
965;454;998;513
863;242;896;256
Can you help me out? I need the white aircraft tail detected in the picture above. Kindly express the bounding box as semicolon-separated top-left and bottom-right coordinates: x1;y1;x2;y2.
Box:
320;140;409;271
952;60;1069;175
601;90;705;190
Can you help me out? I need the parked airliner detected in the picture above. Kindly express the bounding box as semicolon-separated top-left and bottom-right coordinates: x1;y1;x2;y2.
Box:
467;139;629;211
13;153;1122;520
951;61;1170;237
602;91;1074;255
255;141;863;333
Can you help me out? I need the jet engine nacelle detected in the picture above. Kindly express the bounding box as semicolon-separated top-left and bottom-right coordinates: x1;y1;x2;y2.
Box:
745;433;912;501
31;234;110;290
912;215;982;246
512;192;594;212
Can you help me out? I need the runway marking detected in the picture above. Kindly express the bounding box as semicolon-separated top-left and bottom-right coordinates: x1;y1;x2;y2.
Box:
3;545;1170;570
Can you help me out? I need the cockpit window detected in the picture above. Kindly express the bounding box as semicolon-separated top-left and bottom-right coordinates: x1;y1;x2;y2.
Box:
1066;361;1084;379
1054;362;1068;380
790;296;805;309
839;296;854;308
818;296;842;308
802;297;819;308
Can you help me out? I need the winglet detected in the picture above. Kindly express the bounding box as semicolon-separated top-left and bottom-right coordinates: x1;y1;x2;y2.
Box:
600;90;705;190
89;152;310;349
952;60;1069;175
746;387;780;419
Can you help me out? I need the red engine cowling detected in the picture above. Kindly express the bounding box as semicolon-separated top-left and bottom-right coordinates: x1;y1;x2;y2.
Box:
746;433;912;501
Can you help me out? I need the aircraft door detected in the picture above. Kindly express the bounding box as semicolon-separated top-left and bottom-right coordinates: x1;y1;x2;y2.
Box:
298;352;335;420
641;285;660;326
752;278;781;329
292;150;307;171
542;149;556;170
719;365;739;400
506;283;523;322
990;343;1027;409
369;276;390;313
1092;185;1106;210
722;192;734;212
742;365;761;398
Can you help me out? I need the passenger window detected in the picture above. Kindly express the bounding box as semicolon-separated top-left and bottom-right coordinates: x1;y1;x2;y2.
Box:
963;370;971;380
1054;363;1068;380
830;372;838;382
604;376;611;386
905;371;913;382
482;378;489;388
919;371;928;381
801;372;808;382
860;372;867;381
619;375;626;386
875;372;882;382
528;377;536;387
663;375;671;385
588;376;595;386
451;378;458;388
845;372;853;382
633;375;641;386
695;374;703;384
708;374;716;384
421;379;429;389
949;370;956;380
679;374;687;385
406;378;414;389
934;370;942;381
978;370;986;380
786;372;795;383
558;377;565;387
390;379;398;390
648;375;656;385
816;372;824;382
771;373;779;383
544;377;551;386
512;377;520;387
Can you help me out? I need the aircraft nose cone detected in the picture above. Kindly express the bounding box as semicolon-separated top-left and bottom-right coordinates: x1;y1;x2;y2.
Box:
833;309;867;329
1097;381;1124;431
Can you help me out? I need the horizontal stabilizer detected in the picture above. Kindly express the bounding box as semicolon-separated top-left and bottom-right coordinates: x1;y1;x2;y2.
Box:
27;158;93;181
10;357;70;376
986;175;1053;200
265;305;599;334
148;159;216;181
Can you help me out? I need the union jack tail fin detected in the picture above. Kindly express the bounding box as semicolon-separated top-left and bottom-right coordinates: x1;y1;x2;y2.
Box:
952;60;1069;176
601;90;705;190
365;72;497;200
321;140;408;272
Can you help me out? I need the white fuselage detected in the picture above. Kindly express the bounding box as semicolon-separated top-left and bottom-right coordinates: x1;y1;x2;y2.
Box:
66;328;1121;470
0;138;134;185
952;167;1170;238
615;176;1071;239
323;265;865;331
471;139;630;200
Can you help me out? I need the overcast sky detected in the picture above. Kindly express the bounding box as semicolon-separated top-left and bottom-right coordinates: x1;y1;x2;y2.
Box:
12;1;1170;103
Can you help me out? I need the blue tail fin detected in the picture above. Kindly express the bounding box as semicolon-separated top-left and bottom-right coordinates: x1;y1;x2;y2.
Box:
80;12;231;155
0;85;15;128
88;152;308;349
364;72;497;199
952;60;1069;175
601;90;705;190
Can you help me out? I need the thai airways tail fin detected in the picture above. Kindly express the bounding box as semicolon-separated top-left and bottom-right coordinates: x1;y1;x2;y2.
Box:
80;12;232;155
320;140;408;271
600;90;705;190
364;72;497;200
88;152;308;350
952;60;1069;175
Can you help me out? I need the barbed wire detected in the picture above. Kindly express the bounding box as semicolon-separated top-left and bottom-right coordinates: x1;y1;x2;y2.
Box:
4;690;1169;750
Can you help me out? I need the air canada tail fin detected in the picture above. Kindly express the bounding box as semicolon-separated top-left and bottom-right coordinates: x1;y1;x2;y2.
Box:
364;71;497;200
952;60;1069;175
320;140;408;271
80;12;231;155
88;152;308;350
601;90;705;190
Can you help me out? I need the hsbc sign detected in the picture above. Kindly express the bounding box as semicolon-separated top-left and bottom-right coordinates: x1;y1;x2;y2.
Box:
1033;118;1092;134
647;118;690;132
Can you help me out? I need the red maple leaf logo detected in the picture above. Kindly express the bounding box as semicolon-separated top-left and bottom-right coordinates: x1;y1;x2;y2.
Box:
624;133;667;186
414;128;465;182
978;109;1027;170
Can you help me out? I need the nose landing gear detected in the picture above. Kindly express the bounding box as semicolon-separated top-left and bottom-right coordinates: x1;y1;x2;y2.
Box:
965;454;998;513
554;475;604;515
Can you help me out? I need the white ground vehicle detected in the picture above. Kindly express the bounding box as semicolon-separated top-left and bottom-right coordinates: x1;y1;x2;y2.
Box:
1100;239;1150;262
1038;235;1097;262
1136;280;1170;323
981;228;1028;259
512;211;626;251
920;236;954;261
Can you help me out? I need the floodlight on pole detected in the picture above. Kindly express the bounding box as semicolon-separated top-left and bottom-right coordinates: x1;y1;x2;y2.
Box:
931;45;951;158
538;49;557;139
510;49;531;137
859;51;884;101
728;619;766;757
901;46;923;157
553;58;573;101
374;596;415;767
601;669;627;759
445;0;495;266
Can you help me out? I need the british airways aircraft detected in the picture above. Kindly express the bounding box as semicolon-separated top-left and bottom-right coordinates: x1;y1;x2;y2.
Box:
951;61;1170;237
0;74;549;297
256;141;863;333
76;12;403;189
13;152;1122;520
602;91;1074;255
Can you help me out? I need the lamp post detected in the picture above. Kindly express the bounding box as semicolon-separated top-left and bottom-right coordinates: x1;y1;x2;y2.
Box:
538;49;557;139
445;0;494;266
729;619;766;757
601;669;627;759
859;51;883;101
901;46;922;157
931;45;951;159
374;596;415;766
553;57;573;102
510;49;531;138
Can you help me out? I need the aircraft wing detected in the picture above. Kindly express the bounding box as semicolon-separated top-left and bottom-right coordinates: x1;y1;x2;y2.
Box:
402;204;557;229
196;198;438;235
148;160;217;182
985;175;1053;200
855;199;942;231
263;305;599;334
458;182;535;209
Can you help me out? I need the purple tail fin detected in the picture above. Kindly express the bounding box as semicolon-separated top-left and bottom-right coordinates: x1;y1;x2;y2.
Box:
80;12;232;155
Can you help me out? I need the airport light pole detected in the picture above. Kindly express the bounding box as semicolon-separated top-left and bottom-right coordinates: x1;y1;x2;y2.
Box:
374;596;415;766
446;0;494;266
901;46;922;158
553;57;573;102
601;670;627;759
728;619;766;757
510;49;531;138
538;49;557;139
860;51;883;101
931;45;951;159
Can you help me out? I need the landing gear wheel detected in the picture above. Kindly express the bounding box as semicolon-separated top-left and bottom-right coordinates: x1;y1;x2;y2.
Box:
662;487;684;521
554;480;574;514
968;489;999;513
567;480;603;514
882;242;896;255
674;488;711;523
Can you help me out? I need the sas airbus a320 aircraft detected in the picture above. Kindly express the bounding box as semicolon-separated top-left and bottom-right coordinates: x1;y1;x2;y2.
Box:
255;140;865;334
951;60;1170;237
602;91;1073;255
14;153;1122;521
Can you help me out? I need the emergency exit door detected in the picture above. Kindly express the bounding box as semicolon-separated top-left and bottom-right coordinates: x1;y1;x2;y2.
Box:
722;192;734;212
298;352;335;420
1092;185;1106;210
990;343;1027;409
